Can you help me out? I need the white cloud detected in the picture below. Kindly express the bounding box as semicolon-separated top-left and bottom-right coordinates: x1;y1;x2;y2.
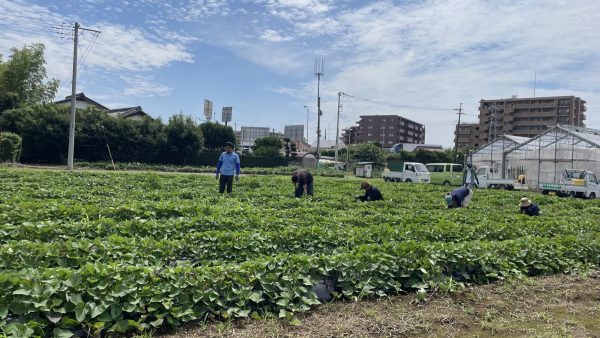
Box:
260;29;293;42
265;0;600;146
121;75;173;97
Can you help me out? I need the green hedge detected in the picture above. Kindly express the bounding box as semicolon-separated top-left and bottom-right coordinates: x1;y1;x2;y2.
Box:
0;132;22;163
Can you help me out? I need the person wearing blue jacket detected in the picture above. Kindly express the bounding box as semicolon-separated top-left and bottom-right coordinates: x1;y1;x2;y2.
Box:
215;142;240;193
519;197;541;216
357;181;384;201
445;186;473;208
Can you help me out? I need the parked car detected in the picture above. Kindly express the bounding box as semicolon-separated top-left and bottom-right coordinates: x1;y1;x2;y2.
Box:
383;161;430;183
425;163;463;186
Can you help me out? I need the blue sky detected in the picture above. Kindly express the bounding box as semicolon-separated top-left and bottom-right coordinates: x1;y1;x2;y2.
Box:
1;0;599;147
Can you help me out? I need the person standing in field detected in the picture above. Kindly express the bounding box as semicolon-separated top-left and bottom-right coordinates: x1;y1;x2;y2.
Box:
215;142;240;194
292;169;314;197
445;186;474;208
463;163;479;188
357;181;384;201
519;197;541;216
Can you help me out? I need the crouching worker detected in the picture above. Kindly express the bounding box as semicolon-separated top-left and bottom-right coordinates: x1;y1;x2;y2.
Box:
520;197;541;216
292;169;314;197
445;186;474;208
357;181;384;201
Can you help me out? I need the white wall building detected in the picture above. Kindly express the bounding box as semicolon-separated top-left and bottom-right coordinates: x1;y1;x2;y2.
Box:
284;125;304;142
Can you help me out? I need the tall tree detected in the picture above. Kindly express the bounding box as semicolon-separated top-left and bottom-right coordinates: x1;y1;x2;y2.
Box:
352;143;386;168
199;122;236;150
0;44;58;112
164;114;204;164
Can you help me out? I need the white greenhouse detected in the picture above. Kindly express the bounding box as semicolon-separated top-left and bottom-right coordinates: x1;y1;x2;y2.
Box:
470;135;530;179
504;125;600;188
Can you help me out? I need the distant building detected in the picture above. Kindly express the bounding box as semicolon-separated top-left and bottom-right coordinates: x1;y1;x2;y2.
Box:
54;93;109;111
455;95;587;150
106;106;148;120
390;143;443;152
454;123;482;152
342;115;425;147
240;126;271;152
54;93;149;120
284;125;304;142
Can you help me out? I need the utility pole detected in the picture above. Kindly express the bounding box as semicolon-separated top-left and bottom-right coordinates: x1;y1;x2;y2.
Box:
303;105;309;144
453;102;463;163
314;58;324;168
334;91;342;168
67;22;100;170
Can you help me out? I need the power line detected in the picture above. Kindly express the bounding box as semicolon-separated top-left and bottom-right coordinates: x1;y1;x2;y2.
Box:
0;26;59;39
341;92;455;111
77;33;99;98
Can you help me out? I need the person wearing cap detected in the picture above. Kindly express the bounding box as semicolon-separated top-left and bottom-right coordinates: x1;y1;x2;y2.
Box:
519;197;541;216
292;169;314;197
445;186;474;208
463;163;479;189
215;142;240;193
357;181;384;201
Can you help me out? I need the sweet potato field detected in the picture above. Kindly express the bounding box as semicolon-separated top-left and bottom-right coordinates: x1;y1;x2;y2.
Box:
1;169;599;337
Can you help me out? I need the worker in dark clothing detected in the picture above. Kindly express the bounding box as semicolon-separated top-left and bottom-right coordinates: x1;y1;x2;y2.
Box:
445;186;473;208
292;169;314;197
520;197;541;216
357;181;384;201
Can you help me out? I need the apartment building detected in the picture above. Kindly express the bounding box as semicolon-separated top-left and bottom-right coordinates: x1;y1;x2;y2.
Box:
454;123;482;151
455;95;587;150
342;115;425;147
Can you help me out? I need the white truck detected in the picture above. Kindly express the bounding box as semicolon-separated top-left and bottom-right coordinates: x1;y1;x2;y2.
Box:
383;162;430;183
539;169;600;199
475;166;527;190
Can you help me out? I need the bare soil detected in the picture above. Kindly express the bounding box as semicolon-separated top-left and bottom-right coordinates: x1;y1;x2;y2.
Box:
159;271;600;338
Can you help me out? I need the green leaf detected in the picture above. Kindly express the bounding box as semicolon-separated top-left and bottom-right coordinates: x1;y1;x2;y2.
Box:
0;305;8;319
150;317;164;328
248;292;263;303
46;312;62;324
110;319;130;333
278;309;293;319
65;273;82;287
12;288;31;296
53;328;74;338
276;298;290;307
74;302;88;322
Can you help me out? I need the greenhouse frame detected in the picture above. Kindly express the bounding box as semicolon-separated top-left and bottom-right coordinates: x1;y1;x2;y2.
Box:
504;125;600;188
470;134;530;179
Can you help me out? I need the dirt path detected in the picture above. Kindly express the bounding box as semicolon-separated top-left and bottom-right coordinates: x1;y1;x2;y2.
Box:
160;271;600;338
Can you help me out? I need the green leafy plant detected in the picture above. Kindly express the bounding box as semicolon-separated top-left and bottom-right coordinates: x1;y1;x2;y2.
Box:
0;168;598;336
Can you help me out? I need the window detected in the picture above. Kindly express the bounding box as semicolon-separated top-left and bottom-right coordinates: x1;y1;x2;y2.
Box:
426;164;444;173
382;119;386;122
388;140;393;144
368;126;373;129
381;126;385;129
368;119;373;122
380;133;385;136
406;164;415;172
367;133;372;137
389;126;394;129
389;134;394;137
452;165;463;173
